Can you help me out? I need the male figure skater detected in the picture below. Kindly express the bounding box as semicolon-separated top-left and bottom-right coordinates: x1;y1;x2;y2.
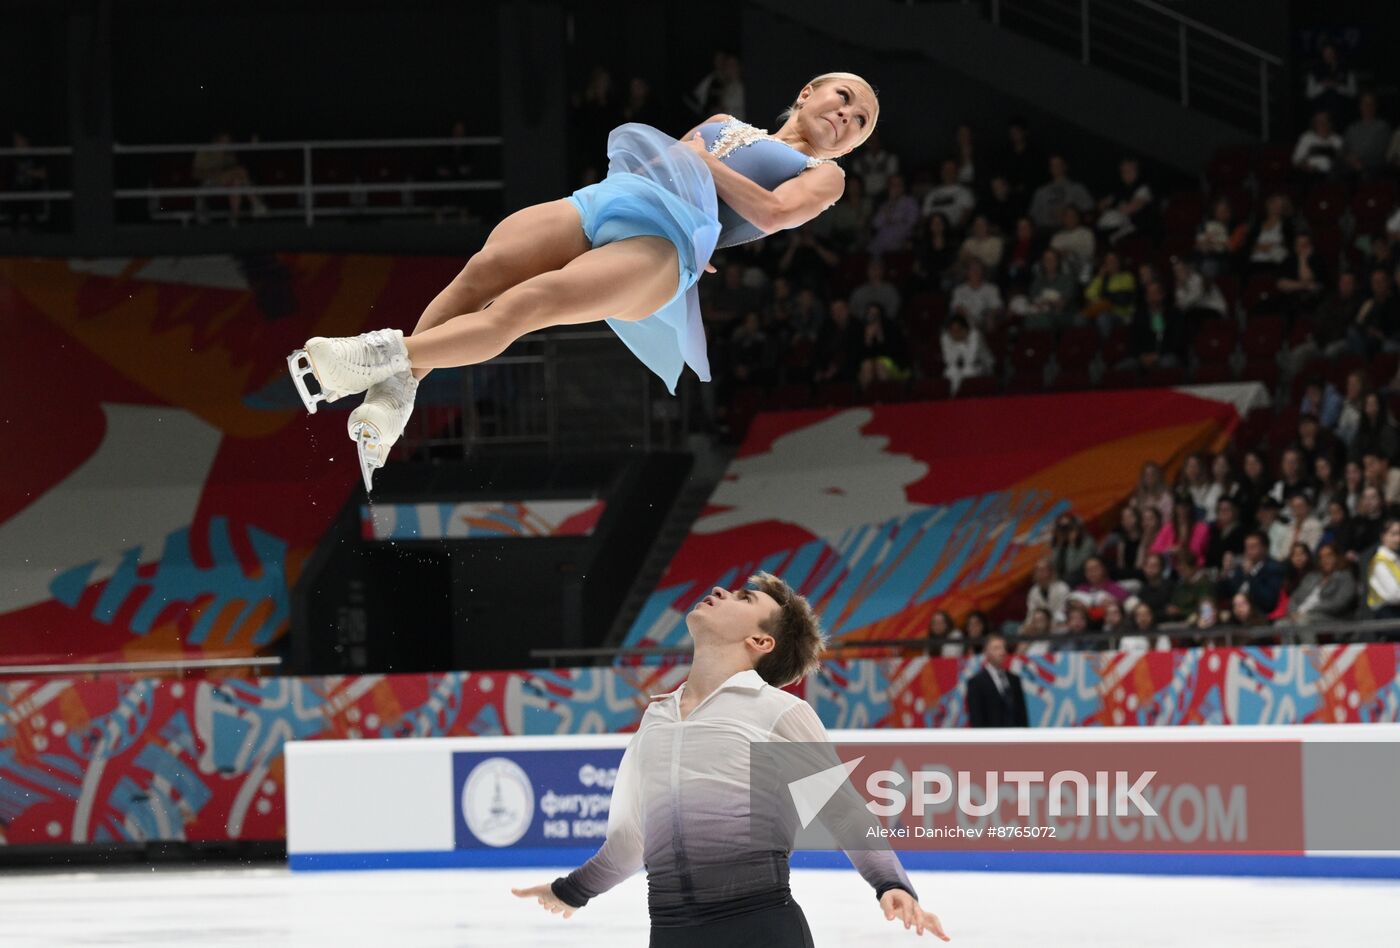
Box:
513;572;950;944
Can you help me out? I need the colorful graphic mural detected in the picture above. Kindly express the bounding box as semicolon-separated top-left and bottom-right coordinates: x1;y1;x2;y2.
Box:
0;254;464;666
360;499;607;541
1;643;1396;846
623;386;1266;650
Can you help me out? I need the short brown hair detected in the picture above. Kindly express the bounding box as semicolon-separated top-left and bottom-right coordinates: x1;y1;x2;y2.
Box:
748;571;826;687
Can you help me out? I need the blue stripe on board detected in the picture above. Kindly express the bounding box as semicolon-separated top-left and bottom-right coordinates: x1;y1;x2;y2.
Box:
290;849;1400;878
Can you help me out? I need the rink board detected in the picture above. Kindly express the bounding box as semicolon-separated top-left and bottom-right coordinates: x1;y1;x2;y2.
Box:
285;724;1400;879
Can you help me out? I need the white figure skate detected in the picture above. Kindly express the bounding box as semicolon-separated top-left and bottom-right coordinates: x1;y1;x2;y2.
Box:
347;371;419;493
287;328;412;414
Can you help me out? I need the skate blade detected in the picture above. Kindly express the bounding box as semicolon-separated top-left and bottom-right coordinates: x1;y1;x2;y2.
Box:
351;421;386;493
286;348;340;414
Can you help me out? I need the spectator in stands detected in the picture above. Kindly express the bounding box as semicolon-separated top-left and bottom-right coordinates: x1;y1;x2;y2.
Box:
192;130;267;224
964;610;990;654
1048;205;1095;279
789;287;826;345
1246;194;1295;275
1206;496;1246;569
1335;369;1369;444
1029;154;1093;231
1166;549;1214;623
1083;251;1137;336
1352;394;1400;463
1101;600;1129;639
1236;450;1272;523
1286;542;1357;630
1018;607;1058;655
1259;497;1292;561
1001;216;1040;287
1210;453;1240;509
1128;280;1186;371
1120;602;1170;653
849;257;901;322
620;77;660;126
1194;197;1247;277
1135;551;1175;621
983;175;1020;236
1026;557;1071;624
1270;447;1315;505
966;633;1029;727
999;118;1040;207
705;262;762;328
1321;499;1351;549
959;214;1004;275
7;131;49;227
1051;513;1097;585
729;311;772;387
1297;413;1343;473
1227;591;1270;632
1172;257;1227;322
1219;531;1285;616
1276;232;1329;319
573;66;621;173
1062;599;1092;645
1305;40;1356;125
1343;91;1392;177
911;212;957;292
1134;461;1174;521
868;173;919;256
1284;493;1325;553
1347;485;1387;559
949;258;1003;331
816;174;871;252
922;158;976;230
1293;110;1345;178
851;129;898;199
776;224;839;291
1019;247;1077;331
929;610;965;658
856;302;911;388
1365;519;1400;619
1344;460;1365;513
813;299;863;384
1153;501;1209;564
1361;449;1400;506
1070;556;1129;625
1176;454;1220;520
1313;454;1343;512
1138;505;1165;573
686;51;745;119
1096;157;1155;244
1100;504;1144;580
939;314;993;396
1284;541;1314;597
953;123;978;188
1300;378;1345;431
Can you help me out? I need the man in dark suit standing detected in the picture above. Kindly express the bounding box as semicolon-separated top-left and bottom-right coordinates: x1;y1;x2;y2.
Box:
966;633;1029;728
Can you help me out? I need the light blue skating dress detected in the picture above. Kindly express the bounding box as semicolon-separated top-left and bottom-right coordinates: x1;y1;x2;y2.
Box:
566;119;834;394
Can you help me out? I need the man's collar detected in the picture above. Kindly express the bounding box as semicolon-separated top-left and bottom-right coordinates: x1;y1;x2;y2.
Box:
649;668;767;700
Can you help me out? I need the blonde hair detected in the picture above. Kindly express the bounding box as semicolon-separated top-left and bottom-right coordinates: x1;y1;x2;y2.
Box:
777;72;880;146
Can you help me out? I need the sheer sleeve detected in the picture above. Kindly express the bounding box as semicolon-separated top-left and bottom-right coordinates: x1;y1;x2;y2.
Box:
771;700;918;903
551;731;645;908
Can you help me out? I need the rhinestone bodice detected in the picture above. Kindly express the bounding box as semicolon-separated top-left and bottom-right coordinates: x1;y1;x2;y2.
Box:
696;119;834;248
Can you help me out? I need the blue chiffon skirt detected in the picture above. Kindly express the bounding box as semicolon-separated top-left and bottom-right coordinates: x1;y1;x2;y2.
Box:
566;123;722;394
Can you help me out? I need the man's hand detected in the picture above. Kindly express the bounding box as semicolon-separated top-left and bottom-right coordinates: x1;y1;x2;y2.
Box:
880;889;950;940
511;883;578;919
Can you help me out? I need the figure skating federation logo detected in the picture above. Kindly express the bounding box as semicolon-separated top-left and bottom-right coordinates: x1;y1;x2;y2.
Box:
461;757;535;847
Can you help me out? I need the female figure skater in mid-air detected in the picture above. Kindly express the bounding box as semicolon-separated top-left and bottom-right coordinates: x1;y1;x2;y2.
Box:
288;73;879;490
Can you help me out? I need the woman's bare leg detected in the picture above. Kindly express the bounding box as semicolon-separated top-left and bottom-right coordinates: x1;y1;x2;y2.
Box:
404;236;679;370
408;199;590;380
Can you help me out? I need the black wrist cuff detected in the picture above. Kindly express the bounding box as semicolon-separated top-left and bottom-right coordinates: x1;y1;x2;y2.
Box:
551;876;590;909
875;881;917;903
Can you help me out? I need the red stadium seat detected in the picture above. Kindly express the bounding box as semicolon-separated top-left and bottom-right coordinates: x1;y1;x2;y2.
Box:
1207;145;1252;188
1101;326;1131;366
865;380;908;404
1242;274;1280;314
1240;315;1284;360
1352;181;1397;235
774;383;813;410
956;376;999;398
1192;363;1233;385
813;381;857;407
1239;359;1280;392
1192;320;1237;366
910;377;951;401
1164;190;1205;239
1100;366;1140;390
1008;330;1054;377
1049;366;1094;391
1253;145;1294;189
1056;326;1099;370
1144;364;1186;388
1304;182;1349;232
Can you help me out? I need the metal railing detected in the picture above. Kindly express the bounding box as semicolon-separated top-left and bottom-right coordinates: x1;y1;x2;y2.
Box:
0;655;282;679
0;144;74;226
402;329;691;458
531;618;1400;667
986;0;1282;139
112;135;504;226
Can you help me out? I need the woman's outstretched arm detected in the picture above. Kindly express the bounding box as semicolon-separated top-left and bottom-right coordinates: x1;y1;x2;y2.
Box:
682;134;844;234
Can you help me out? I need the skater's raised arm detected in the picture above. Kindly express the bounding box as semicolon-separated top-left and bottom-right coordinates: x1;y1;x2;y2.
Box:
514;732;644;916
683;133;844;235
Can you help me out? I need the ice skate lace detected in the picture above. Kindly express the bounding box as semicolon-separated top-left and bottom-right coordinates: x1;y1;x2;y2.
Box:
356;329;401;368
